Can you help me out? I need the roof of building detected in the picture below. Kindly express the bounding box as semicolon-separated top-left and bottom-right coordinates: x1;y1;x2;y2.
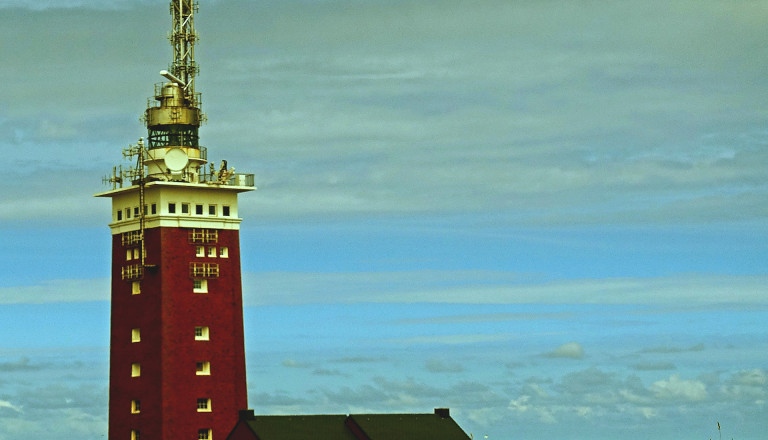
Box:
236;414;357;440
228;408;471;440
346;410;470;440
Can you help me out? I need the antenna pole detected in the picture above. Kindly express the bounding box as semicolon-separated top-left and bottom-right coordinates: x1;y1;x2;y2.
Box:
169;0;198;97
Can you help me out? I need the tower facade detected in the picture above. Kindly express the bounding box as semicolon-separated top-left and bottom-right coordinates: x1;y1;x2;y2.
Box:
96;2;253;439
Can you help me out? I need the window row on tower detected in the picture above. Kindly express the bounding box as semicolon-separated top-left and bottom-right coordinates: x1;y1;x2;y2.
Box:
127;277;218;295
115;202;232;221
130;326;209;343
130;428;212;440
129;397;211;414
122;245;227;262
130;361;211;377
195;245;228;258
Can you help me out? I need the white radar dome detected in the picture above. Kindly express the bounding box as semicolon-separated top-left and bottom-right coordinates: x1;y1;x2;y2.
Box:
164;148;189;172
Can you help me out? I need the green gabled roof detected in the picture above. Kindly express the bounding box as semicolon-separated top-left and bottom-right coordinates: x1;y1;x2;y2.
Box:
347;412;471;440
245;415;358;440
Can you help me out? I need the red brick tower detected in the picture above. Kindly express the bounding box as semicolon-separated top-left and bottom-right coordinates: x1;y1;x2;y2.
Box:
96;2;253;439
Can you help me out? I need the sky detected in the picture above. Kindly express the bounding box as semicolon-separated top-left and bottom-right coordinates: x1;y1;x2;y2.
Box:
1;0;767;439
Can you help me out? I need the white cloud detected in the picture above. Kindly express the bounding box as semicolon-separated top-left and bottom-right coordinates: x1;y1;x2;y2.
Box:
719;369;767;402
650;374;708;402
732;369;767;387
0;401;22;413
543;342;584;360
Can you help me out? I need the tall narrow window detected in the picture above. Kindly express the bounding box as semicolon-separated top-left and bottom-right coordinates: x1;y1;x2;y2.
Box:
198;429;211;440
126;249;133;261
168;203;176;214
219;247;228;258
182;203;190;214
133;248;140;259
194;326;209;341
132;281;141;295
222;206;230;217
117;210;123;221
131;363;141;377
197;398;211;412
151;203;157;215
131;400;141;414
131;328;141;343
195;361;210;375
131;429;140;440
126;208;132;219
134;207;139;217
208;205;217;216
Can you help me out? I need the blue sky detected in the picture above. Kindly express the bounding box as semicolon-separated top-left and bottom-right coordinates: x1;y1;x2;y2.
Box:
1;0;768;439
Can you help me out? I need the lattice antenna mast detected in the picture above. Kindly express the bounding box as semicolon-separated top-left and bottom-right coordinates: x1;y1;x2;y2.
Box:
169;0;199;99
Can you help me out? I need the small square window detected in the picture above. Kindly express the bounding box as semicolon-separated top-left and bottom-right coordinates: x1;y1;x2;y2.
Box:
195;361;211;375
117;210;123;221
197;398;211;412
198;429;211;440
193;279;208;293
196;246;205;257
182;203;190;214
168;203;176;214
194;326;210;341
131;399;141;414
126;249;133;261
131;328;141;343
151;203;157;215
132;281;141;295
195;204;204;215
219;247;228;258
207;247;217;258
222;206;230;217
131;429;140;440
131;363;141;377
208;205;217;216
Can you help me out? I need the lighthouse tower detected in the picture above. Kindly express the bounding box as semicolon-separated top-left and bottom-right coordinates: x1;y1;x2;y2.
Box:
96;2;253;439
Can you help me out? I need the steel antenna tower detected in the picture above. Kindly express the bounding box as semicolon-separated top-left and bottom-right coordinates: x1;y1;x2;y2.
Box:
169;0;199;98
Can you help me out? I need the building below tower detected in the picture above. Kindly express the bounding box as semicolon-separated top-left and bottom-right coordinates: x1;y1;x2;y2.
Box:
226;408;472;440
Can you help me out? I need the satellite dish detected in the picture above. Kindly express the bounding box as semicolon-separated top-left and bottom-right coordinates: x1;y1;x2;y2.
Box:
164;148;189;172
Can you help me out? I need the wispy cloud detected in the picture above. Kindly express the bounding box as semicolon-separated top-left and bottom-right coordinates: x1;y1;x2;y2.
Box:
0;278;108;304
631;362;677;371
244;271;768;306
0;357;46;372
424;359;465;374
640;344;706;354
389;334;514;346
